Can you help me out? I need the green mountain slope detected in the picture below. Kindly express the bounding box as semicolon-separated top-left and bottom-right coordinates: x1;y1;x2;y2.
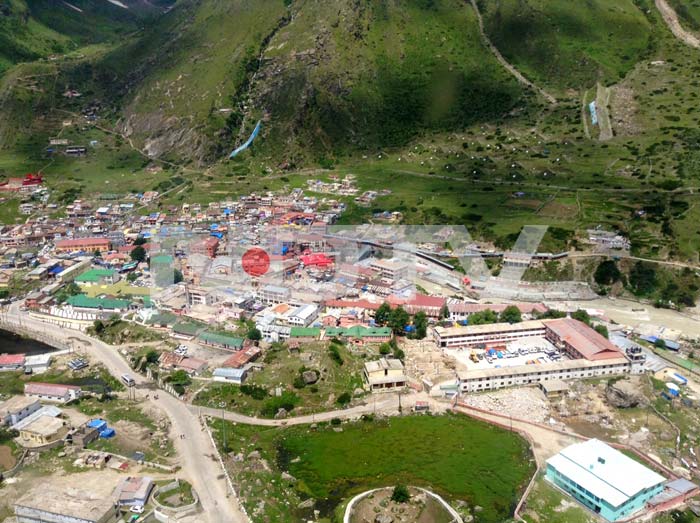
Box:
0;0;71;75
96;0;525;164
0;0;168;76
480;0;655;92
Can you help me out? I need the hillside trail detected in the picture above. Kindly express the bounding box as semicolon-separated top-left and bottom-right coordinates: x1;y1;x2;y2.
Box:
656;0;700;48
467;0;557;105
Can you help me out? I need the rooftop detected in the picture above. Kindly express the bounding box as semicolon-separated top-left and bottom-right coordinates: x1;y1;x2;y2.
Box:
0;353;25;366
75;268;116;282
20;414;65;436
198;331;245;348
213;367;247;379
0;395;38;416
434;319;546;337
365;358;404;374
289;326;321;338
15;481;118;521
66;295;132;310
545;318;623;361
547;439;665;508
326;325;392;338
25;382;81;396
222;347;262;368
457;357;630;381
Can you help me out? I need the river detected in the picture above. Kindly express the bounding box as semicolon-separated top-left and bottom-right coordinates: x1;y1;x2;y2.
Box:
0;328;57;355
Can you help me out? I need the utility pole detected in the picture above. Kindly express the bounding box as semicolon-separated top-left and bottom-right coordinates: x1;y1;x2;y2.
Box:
220;402;227;454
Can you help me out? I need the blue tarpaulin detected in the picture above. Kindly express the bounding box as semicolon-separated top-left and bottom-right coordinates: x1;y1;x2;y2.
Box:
589;101;598;125
229;121;262;158
87;419;107;431
99;428;115;438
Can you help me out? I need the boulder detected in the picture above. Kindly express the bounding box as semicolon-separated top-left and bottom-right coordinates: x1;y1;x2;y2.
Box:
275;408;288;419
375;515;393;523
605;379;649;408
298;498;315;509
302;370;319;385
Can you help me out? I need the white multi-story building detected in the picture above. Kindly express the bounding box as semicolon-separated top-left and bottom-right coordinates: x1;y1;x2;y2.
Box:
456;357;640;393
433;320;546;348
287;304;318;326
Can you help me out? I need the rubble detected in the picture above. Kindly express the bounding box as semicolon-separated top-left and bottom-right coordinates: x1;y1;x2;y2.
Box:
605;378;649;409
460;387;550;423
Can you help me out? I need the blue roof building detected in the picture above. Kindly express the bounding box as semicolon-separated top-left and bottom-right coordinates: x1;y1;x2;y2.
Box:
546;439;665;521
212;367;247;385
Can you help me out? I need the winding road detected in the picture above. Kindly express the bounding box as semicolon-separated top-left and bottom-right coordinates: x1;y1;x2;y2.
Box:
467;0;557;105
0;303;449;522
656;0;700;49
1;303;246;523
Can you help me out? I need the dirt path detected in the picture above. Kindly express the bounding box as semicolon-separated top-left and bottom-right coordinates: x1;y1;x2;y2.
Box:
656;0;700;48
595;82;613;141
467;0;557;105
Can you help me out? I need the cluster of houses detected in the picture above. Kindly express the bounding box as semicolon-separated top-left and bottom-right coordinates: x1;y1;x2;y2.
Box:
0;382;82;448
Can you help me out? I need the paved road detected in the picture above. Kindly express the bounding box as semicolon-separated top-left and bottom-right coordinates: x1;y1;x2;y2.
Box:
2;304;247;523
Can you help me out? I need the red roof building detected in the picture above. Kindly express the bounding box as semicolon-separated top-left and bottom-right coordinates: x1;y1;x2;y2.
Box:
222;347;262;369
191;237;219;258
0;353;26;369
300;253;334;267
544;318;623;361
55;237;111;253
24;382;81;403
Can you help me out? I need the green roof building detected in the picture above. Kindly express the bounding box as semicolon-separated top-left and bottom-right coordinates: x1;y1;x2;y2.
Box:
74;268;119;286
66;295;132;311
325;326;392;341
198;331;245;350
289;327;321;338
172;322;202;338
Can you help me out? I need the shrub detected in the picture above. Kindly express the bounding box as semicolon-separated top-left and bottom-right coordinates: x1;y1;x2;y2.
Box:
336;392;351;406
240;384;268;400
329;344;343;366
391;485;410;503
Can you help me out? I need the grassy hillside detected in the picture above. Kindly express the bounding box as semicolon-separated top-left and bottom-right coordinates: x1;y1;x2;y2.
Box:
252;0;523;160
480;0;655;92
669;0;700;34
0;0;72;75
27;0;158;44
0;0;163;76
86;0;525;164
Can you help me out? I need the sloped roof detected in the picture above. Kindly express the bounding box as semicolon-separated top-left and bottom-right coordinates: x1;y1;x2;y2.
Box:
325;326;392;338
198;331;244;348
547;439;665;509
75;268;116;282
67;295;132;310
545;318;622;361
289;327;321;338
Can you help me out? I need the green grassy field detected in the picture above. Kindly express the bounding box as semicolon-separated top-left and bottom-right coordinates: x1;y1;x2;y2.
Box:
211;414;535;523
520;476;595;523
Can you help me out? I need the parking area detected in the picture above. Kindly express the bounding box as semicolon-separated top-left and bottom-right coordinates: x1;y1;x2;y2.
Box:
446;337;570;371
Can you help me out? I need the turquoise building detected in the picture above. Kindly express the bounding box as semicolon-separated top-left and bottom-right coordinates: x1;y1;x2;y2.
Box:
546;439;665;521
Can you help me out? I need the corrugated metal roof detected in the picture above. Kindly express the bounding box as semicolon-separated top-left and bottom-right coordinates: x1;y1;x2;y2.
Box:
547;439;665;508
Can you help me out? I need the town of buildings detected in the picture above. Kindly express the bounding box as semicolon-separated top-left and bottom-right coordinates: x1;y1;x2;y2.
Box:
0;180;697;523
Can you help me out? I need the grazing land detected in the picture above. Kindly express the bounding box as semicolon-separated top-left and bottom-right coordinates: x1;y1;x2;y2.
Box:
210;413;535;523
